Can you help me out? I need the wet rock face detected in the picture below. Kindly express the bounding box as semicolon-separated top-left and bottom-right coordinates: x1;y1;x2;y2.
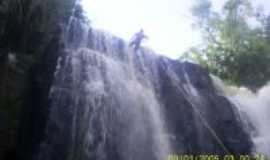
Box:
156;60;252;155
18;22;252;160
17;25;65;160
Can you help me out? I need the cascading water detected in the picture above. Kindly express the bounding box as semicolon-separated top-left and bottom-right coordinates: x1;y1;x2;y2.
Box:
16;4;253;160
38;11;171;160
212;76;270;158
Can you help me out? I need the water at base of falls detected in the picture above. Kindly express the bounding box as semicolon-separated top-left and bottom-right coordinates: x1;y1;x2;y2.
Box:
212;76;270;158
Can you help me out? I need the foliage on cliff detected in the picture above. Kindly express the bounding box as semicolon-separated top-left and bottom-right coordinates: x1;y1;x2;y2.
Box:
0;0;76;60
0;0;76;158
183;0;270;90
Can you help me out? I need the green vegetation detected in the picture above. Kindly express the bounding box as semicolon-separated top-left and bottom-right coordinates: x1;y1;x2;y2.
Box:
183;0;270;90
0;0;76;61
0;0;76;157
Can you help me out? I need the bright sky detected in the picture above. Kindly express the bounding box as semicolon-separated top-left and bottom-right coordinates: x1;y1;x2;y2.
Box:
81;0;270;59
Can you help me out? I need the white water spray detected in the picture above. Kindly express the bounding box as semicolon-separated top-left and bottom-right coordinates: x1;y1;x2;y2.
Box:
39;18;172;159
212;76;270;157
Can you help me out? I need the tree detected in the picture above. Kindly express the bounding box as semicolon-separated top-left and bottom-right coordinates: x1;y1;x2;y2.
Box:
184;0;270;90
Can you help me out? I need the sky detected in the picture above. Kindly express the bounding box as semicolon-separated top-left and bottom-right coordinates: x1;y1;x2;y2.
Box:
81;0;270;59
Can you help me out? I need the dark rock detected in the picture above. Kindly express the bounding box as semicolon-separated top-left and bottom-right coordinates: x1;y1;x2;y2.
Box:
0;111;8;129
17;23;64;160
17;22;253;160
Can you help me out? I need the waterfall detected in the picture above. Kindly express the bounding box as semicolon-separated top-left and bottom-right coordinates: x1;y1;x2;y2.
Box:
37;13;171;160
212;76;270;158
17;4;253;160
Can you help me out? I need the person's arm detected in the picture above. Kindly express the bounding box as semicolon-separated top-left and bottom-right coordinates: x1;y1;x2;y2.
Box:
129;33;137;43
144;34;149;40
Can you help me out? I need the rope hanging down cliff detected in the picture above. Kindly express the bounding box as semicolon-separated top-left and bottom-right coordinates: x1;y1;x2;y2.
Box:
164;63;231;155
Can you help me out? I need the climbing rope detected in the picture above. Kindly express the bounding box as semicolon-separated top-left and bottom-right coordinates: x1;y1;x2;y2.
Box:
164;63;231;155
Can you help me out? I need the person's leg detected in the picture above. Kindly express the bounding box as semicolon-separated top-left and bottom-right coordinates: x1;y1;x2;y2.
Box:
134;44;139;51
129;40;135;47
134;40;141;51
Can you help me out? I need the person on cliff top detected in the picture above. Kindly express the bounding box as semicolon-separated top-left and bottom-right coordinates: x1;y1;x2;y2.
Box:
129;29;148;51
